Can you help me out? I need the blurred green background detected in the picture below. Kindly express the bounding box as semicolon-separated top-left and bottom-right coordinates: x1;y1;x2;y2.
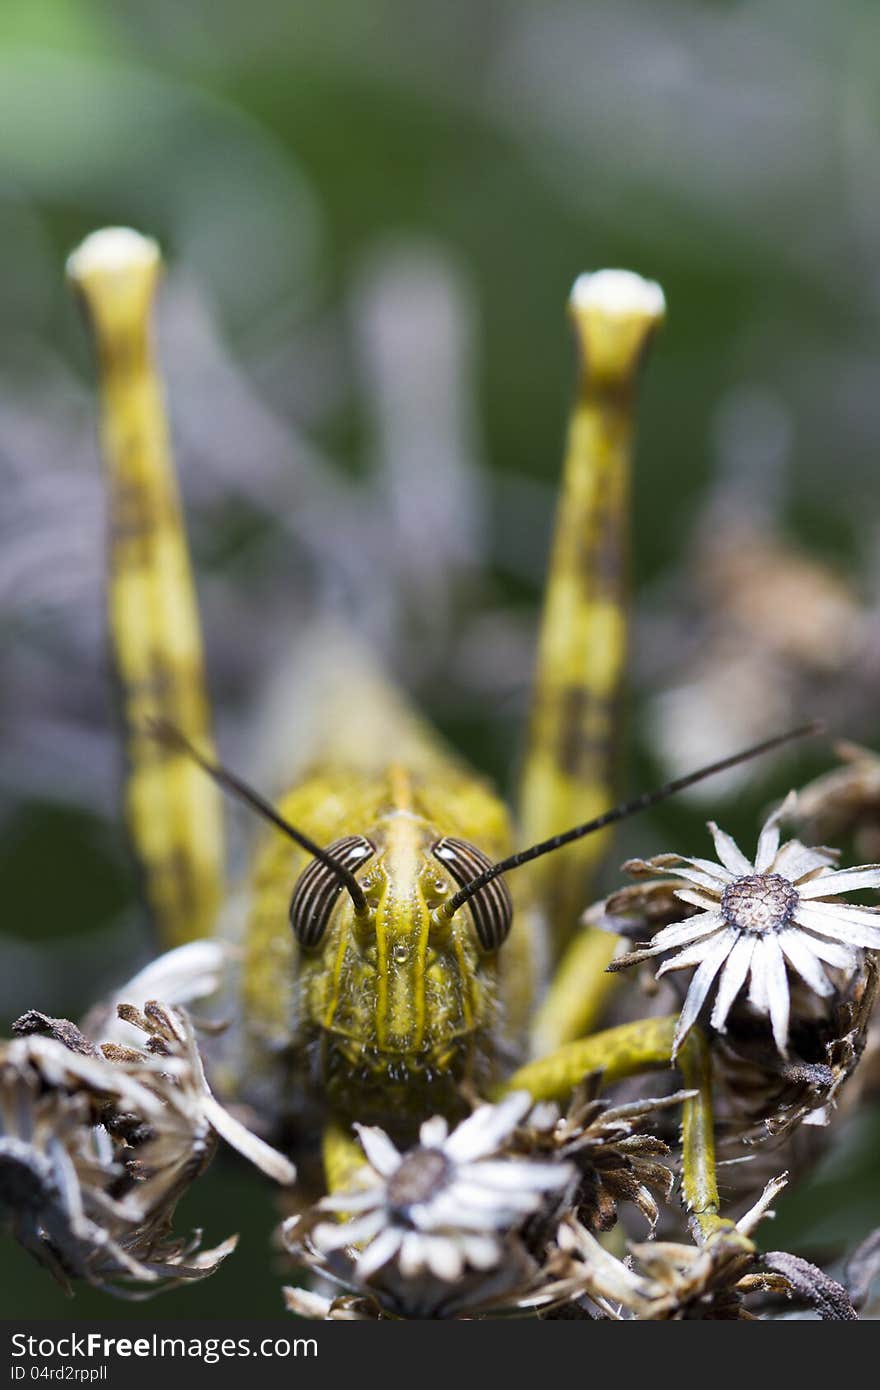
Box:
2;0;880;1316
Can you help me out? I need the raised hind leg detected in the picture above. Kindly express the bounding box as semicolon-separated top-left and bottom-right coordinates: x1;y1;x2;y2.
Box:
68;229;224;948
517;272;664;1011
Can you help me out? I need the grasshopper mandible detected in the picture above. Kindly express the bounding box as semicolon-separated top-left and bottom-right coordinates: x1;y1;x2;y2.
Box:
67;229;801;1235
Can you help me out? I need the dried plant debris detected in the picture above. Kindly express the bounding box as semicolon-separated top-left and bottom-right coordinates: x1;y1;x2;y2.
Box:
4;1000;875;1319
283;1285;391;1320
549;1217;763;1320
12;1012;101;1058
844;1227;880;1314
761;1251;858;1321
794;743;880;862
0;997;293;1297
4;799;880;1319
545;1175;859;1321
83;940;231;1045
509;1078;685;1234
283;1164;857;1321
709;951;878;1141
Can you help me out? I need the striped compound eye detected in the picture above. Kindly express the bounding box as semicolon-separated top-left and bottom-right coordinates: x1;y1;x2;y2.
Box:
289;836;375;948
432;837;513;952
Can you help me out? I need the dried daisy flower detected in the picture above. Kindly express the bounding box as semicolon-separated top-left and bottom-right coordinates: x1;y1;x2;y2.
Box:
1;1041;135;1288
283;1213;548;1320
2;997;295;1297
511;1078;688;1233
285;1151;854;1320
0;1032;234;1295
99;999;296;1190
282;1093;574;1317
609;796;880;1056
309;1093;572;1283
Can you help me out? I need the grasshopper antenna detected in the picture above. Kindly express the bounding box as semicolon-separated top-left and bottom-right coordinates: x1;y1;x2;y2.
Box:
438;721;825;922
150;719;370;916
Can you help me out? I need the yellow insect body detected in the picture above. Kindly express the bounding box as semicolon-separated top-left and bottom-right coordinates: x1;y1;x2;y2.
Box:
70;234;751;1238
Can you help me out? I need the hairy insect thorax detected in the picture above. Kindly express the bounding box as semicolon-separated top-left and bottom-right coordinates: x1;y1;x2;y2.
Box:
240;763;537;1130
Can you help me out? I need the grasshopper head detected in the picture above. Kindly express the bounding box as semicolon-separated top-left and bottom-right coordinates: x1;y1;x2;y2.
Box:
289;814;511;1125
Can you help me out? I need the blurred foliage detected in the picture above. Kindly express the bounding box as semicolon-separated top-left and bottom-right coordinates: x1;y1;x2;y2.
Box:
2;0;880;1315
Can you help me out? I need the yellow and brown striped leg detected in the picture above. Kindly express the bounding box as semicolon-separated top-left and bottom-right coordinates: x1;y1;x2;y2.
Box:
676;1028;742;1245
68;228;224;948
500;1015;741;1248
518;270;665;993
499;1014;677;1103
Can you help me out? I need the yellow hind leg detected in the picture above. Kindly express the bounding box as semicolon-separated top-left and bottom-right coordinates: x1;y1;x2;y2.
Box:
517;272;665;1012
68;229;224;948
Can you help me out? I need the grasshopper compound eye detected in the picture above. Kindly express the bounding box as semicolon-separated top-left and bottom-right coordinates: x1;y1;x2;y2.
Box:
432;838;513;952
289;836;376;948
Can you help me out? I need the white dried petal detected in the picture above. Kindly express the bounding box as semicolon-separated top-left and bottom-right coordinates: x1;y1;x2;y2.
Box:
200;1094;295;1185
443;1092;532;1162
354;1124;404;1177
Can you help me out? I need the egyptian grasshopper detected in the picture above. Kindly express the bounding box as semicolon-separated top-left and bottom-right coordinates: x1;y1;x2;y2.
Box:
68;229;794;1238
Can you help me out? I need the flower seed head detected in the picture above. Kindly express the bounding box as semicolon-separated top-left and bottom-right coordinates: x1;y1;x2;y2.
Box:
387;1147;452;1215
720;874;798;935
